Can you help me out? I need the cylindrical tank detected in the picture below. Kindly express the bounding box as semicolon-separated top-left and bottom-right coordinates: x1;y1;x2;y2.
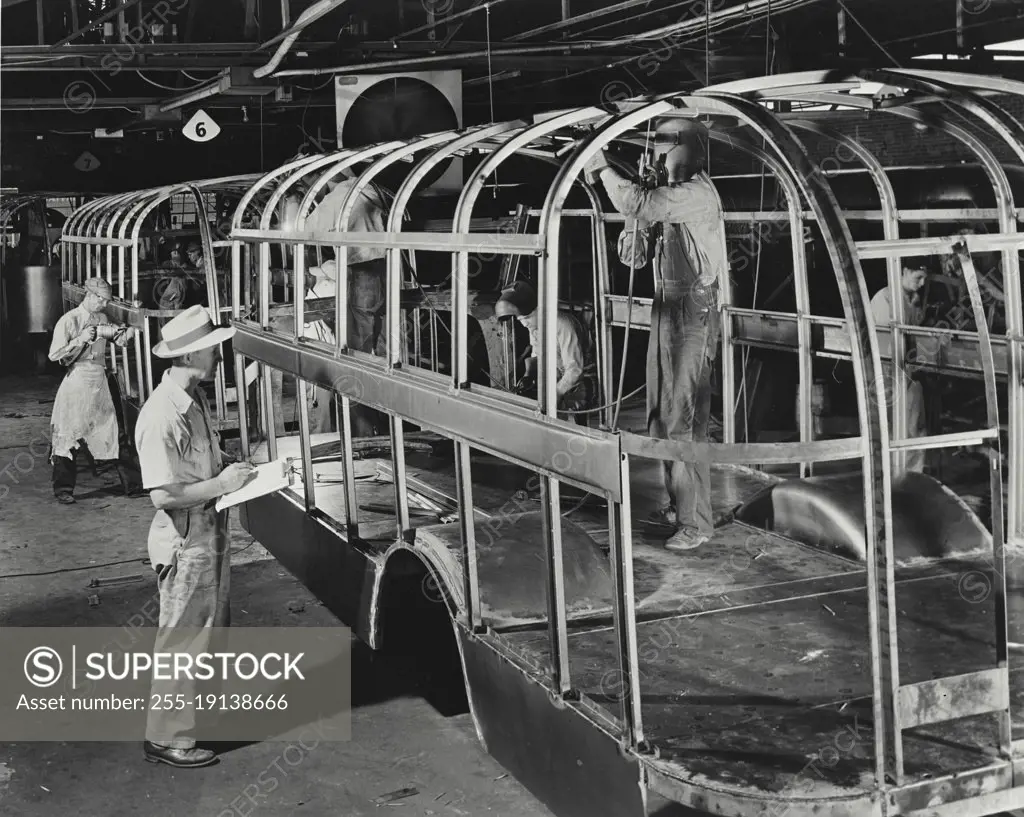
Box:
2;264;64;334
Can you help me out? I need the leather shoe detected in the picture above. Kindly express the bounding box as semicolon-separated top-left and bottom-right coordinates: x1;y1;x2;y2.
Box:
143;741;217;768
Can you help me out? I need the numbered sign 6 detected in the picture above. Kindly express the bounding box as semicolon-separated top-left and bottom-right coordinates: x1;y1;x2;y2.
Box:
183;109;221;143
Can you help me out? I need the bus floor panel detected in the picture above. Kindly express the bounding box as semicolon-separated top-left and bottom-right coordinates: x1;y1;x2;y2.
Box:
498;565;1014;795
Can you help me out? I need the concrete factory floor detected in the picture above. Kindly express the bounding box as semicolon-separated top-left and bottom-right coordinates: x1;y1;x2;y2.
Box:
0;373;554;817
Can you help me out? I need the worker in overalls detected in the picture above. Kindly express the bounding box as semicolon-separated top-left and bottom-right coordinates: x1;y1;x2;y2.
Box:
586;119;727;551
870;259;930;474
48;277;138;504
135;305;256;768
494;279;597;418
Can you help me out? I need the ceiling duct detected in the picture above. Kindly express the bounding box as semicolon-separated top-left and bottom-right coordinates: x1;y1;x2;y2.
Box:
335;70;462;192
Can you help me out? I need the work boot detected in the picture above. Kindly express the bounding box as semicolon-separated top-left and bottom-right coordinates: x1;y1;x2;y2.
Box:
665;525;711;552
143;741;217;768
116;465;146;498
52;455;76;504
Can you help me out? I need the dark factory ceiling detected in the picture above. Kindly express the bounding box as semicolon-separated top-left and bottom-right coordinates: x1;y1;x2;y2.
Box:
3;0;1024;146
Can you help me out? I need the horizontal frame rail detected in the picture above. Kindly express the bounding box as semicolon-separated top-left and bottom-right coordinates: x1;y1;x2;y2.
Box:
857;233;1024;259
888;428;999;451
61;234;133;247
620;431;863;464
232;326;623;499
230;228;545;255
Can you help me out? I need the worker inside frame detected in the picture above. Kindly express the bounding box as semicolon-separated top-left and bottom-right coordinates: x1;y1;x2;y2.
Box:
270;166;391;438
869;257;934;475
47;276;145;504
585;117;726;552
494;279;598;421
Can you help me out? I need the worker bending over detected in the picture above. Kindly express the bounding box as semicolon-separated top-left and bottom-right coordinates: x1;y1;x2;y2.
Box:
495;279;597;416
586;119;727;551
870;259;930;474
48;277;138;503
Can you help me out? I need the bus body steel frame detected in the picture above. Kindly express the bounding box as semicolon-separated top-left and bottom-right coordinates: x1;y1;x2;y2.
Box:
178;68;1024;817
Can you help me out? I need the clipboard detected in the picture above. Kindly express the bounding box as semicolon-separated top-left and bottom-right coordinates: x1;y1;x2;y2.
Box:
215;458;294;512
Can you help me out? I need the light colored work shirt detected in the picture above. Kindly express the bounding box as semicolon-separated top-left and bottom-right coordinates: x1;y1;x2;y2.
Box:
135;370;225;568
48;302;114;368
520;311;584;397
597;168;727;292
306;180;388;265
870;287;925;327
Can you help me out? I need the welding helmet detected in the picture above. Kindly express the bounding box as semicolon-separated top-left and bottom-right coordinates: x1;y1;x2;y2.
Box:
652;118;707;182
494;280;538;322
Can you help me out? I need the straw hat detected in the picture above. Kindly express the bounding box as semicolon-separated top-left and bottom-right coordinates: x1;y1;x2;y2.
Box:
152;305;235;358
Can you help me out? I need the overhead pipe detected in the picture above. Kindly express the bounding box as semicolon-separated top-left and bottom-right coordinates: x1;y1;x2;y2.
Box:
612;0;816;45
389;0;520;41
508;0;669;42
510;0;817;93
252;0;354;79
272;41;638;77
274;0;816;78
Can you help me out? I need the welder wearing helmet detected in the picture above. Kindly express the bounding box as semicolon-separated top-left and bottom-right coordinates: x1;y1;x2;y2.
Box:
47;277;139;503
495;280;597;416
585;118;727;551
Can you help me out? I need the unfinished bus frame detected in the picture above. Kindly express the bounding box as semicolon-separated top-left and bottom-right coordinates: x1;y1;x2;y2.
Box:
226;68;1023;817
60;175;259;433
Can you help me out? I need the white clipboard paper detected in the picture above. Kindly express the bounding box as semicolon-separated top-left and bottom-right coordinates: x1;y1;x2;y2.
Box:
215;458;292;512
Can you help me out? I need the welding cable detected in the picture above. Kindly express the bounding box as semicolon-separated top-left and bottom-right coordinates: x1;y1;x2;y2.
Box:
611;123;654;431
562;384;644;417
0;536;261;580
0;556;148;580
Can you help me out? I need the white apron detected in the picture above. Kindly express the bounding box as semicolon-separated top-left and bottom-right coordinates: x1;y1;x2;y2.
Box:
51;362;120;461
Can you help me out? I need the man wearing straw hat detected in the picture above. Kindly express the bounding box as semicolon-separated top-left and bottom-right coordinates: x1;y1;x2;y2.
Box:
135;305;256;768
48;276;138;504
585;117;727;552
